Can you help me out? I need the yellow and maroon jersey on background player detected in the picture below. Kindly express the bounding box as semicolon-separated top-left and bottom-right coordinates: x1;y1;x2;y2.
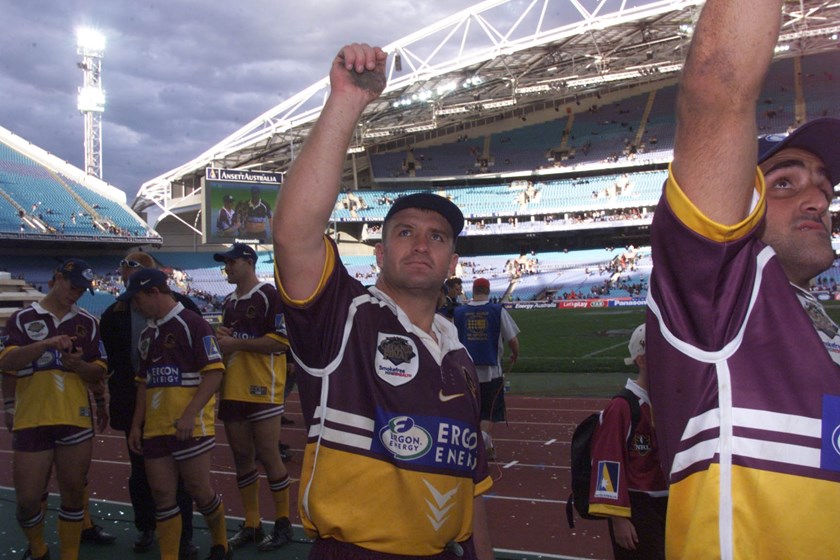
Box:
0;302;106;430
219;282;288;405
135;303;224;438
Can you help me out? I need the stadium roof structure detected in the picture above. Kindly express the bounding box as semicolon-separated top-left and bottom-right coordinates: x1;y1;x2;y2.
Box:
135;0;840;215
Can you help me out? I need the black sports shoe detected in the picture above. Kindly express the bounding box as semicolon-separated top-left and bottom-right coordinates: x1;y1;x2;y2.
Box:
80;524;116;544
279;442;293;462
133;529;156;553
227;523;264;549
179;540;199;560
22;548;49;560
205;544;232;560
257;517;293;551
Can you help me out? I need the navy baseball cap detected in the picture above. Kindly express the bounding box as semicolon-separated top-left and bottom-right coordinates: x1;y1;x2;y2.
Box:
56;258;95;294
213;243;257;262
223;194;235;203
384;192;464;238
758;117;840;186
117;268;168;301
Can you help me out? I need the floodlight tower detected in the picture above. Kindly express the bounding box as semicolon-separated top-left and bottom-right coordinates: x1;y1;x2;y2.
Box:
76;28;106;179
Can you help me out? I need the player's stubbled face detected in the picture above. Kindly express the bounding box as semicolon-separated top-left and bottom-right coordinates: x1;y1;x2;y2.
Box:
760;147;835;284
377;208;457;293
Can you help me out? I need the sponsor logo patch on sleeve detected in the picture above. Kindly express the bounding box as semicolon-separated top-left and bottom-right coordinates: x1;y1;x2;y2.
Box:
203;336;222;361
594;460;620;499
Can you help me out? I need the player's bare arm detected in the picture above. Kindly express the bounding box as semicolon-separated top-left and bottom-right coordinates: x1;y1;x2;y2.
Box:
472;496;494;560
273;43;387;301
2;374;15;431
129;383;147;455
216;333;288;356
610;516;638;550
671;0;782;225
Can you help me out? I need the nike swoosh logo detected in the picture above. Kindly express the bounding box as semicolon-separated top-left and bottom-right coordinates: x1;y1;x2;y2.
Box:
140;279;151;285
438;390;465;402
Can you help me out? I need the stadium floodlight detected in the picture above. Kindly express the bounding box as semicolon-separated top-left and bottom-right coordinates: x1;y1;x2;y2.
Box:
363;130;392;139
566;70;642;88
435;105;470;116
481;98;517;110
77;27;106;54
515;84;552;95
657;63;683;74
404;122;436;133
76;27;106;179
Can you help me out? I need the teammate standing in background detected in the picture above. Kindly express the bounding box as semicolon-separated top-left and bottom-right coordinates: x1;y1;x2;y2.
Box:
216;195;240;238
453;277;520;461
438;276;463;320
213;243;293;551
122;268;232;560
646;0;840;556
588;325;666;560
101;252;199;559
272;43;494;558
0;259;107;560
243;186;272;242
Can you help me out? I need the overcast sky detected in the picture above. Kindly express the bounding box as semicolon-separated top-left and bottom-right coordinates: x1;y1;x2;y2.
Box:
0;0;483;199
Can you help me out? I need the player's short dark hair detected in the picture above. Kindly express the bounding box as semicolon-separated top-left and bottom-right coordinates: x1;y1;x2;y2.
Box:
445;277;462;289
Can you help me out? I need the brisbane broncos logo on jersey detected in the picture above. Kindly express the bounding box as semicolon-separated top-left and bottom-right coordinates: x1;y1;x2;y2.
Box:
375;333;419;387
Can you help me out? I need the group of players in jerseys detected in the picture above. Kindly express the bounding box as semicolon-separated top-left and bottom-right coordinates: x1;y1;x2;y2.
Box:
6;1;840;557
0;244;291;560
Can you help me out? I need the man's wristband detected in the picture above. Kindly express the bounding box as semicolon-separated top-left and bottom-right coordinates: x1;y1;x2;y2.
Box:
4;398;15;414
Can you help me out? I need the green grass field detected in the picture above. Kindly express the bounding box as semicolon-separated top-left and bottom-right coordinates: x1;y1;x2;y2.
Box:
503;301;840;397
503;306;645;396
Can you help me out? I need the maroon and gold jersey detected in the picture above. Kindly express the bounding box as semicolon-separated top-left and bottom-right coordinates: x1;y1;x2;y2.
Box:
136;303;224;438
276;236;492;556
647;167;840;559
0;302;106;430
588;379;667;519
220;282;288;405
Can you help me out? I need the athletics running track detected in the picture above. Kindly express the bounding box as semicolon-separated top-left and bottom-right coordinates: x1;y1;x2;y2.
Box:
0;395;614;559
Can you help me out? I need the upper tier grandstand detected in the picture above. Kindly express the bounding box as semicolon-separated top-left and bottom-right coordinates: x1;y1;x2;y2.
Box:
0;125;160;248
0;0;838;317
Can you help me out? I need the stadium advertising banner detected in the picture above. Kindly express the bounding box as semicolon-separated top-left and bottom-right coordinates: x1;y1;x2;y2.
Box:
202;168;281;245
503;298;646;310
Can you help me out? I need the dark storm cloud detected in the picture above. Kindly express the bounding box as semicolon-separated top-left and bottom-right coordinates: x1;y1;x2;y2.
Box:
0;0;480;198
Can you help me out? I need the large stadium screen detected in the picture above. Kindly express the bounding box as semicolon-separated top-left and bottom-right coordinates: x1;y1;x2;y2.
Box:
202;168;282;245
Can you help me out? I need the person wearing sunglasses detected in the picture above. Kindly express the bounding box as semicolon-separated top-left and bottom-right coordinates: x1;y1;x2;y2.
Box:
100;252;202;560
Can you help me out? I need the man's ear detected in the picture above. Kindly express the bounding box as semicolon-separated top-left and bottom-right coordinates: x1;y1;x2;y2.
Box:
448;253;459;277
374;242;384;268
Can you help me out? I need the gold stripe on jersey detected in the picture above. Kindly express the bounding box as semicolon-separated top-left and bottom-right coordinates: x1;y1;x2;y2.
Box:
298;444;490;556
276;235;336;307
221;348;287;404
589;503;630;518
665;163;766;243
141;365;223;438
667;464;840;559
